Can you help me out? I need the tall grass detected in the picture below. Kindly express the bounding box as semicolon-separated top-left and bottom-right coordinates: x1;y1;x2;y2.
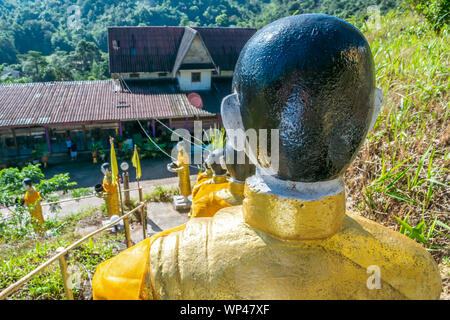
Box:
345;12;449;256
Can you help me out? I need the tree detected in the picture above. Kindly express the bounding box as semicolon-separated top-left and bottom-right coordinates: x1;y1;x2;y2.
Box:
71;39;101;72
407;0;449;31
18;51;48;81
0;35;18;64
215;13;228;26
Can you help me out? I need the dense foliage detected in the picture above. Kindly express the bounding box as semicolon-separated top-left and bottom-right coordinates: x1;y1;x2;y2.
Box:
0;164;76;240
0;0;404;83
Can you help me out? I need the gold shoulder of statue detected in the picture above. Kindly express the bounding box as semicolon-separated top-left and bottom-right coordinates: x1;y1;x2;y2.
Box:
321;213;442;300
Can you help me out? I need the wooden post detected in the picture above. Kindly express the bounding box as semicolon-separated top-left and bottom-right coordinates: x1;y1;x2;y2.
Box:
56;247;74;300
118;181;132;248
45;127;52;153
11;128;19;156
152;119;156;137
139;187;146;239
123;172;131;207
81;125;87;151
0;204;144;300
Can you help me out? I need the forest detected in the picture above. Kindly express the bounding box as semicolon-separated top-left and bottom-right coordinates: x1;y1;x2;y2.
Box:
0;0;406;82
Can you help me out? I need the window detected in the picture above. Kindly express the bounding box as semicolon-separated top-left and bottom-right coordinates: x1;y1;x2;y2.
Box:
130;47;136;56
158;72;168;77
191;72;201;82
129;73;140;78
112;40;120;50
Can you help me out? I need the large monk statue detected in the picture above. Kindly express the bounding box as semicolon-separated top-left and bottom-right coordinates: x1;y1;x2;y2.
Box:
92;14;441;300
190;140;255;218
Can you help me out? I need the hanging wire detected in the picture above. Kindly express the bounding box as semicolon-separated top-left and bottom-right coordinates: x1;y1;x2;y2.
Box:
117;76;211;152
136;119;201;170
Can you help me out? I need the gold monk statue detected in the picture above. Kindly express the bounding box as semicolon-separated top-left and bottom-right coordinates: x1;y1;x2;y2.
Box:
96;163;120;218
22;178;45;231
167;141;192;199
190;140;255;218
194;162;212;186
92;14;441;299
190;148;228;204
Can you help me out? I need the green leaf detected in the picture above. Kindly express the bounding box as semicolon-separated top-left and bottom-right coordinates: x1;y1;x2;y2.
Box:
436;220;450;231
386;191;417;204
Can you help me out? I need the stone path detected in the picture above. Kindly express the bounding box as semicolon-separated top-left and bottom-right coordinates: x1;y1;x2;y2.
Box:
129;202;189;244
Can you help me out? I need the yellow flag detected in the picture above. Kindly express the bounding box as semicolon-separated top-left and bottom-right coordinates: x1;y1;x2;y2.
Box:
110;138;119;185
132;145;142;179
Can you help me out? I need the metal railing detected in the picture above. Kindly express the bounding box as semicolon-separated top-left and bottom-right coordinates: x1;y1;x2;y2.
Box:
0;186;149;300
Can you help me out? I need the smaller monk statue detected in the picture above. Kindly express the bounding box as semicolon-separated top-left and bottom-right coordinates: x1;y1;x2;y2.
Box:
96;163;120;218
22;178;45;231
167;141;192;210
191;148;228;203
195;162;212;185
191;140;255;218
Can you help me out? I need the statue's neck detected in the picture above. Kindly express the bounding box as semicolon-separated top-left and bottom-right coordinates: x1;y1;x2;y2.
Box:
242;173;346;240
212;175;227;184
228;179;244;197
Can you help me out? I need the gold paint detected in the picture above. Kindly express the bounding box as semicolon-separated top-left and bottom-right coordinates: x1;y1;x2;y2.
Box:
92;182;441;300
147;207;441;300
191;177;228;202
170;149;192;197
212;175;227;184
216;182;244;206
242;182;346;240
190;180;244;218
195;170;212;185
24;188;44;228
102;175;120;217
92;223;187;300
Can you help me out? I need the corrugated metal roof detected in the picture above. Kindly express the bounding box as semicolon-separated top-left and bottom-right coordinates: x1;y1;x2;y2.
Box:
108;26;186;73
0;80;216;129
108;26;257;74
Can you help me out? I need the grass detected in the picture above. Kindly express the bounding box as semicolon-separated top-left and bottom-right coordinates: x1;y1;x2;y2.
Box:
144;185;179;203
345;12;449;262
0;206;125;300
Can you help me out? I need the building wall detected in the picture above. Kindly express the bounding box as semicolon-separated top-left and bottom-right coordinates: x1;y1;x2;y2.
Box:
183;35;212;64
216;70;234;77
113;72;171;80
177;70;212;91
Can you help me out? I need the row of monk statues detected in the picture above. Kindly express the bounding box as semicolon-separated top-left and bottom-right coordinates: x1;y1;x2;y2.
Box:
92;14;441;299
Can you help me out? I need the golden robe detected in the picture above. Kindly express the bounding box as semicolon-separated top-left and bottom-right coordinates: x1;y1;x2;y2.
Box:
102;177;119;217
24;188;44;225
190;182;244;218
92;206;441;300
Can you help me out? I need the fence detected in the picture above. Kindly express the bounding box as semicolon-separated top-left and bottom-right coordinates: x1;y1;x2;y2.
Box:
0;182;149;300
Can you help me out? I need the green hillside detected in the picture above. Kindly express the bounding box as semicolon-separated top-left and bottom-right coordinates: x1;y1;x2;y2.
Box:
0;0;404;81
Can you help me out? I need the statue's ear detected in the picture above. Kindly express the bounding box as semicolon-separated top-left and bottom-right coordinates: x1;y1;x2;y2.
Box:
369;87;383;132
221;93;245;151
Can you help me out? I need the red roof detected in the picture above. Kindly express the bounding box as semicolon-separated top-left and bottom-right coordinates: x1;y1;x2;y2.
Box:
0;80;215;129
108;26;257;74
108;26;185;73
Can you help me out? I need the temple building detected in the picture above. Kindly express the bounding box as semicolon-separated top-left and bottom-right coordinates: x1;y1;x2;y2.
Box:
0;26;256;164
